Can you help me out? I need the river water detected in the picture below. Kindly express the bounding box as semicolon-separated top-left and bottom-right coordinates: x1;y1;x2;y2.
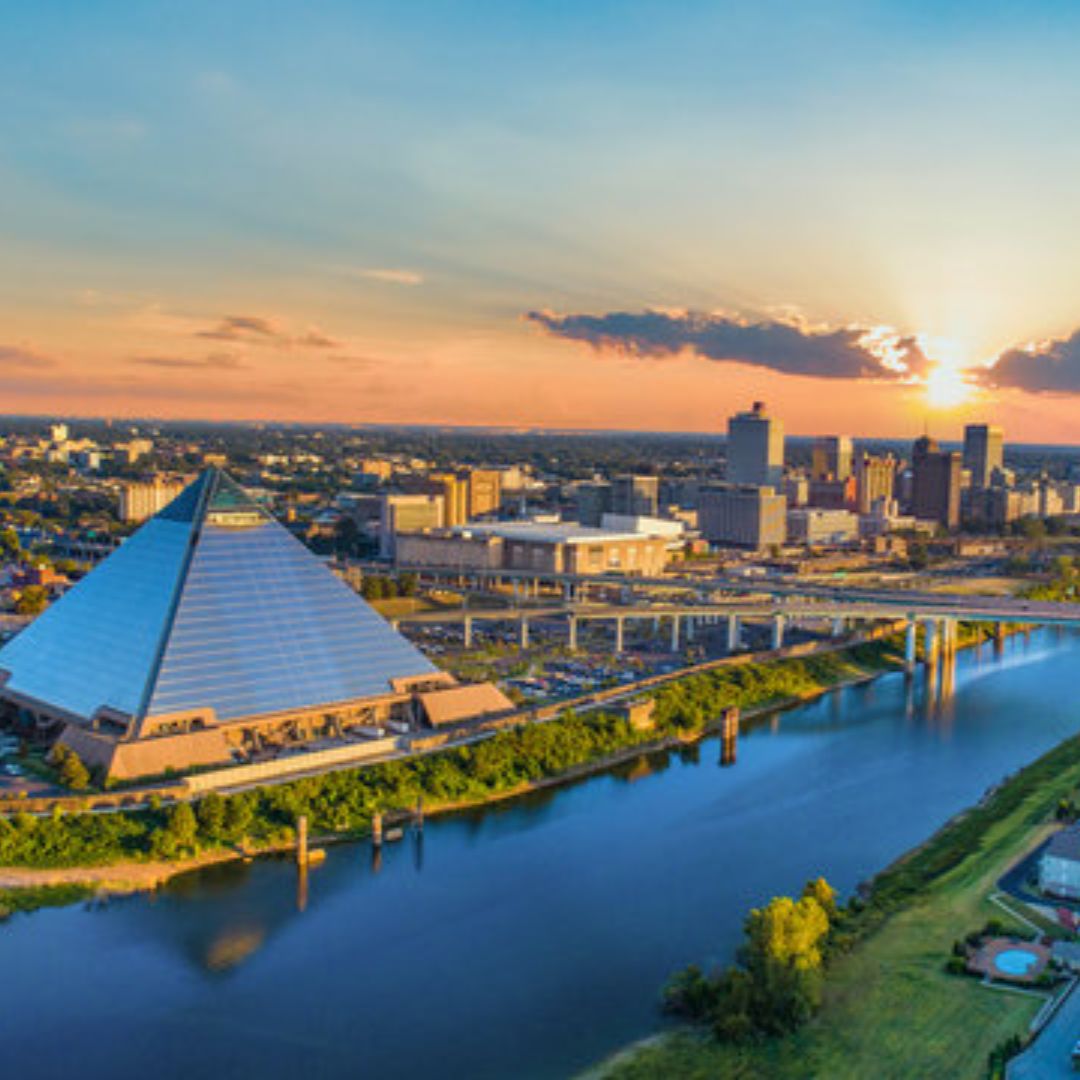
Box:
2;630;1079;1079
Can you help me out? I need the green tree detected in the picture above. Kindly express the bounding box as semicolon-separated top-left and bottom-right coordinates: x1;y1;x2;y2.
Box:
197;793;227;841
162;802;199;855
16;585;48;616
57;748;90;791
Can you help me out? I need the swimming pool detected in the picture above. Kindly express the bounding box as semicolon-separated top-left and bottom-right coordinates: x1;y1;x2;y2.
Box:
993;948;1041;977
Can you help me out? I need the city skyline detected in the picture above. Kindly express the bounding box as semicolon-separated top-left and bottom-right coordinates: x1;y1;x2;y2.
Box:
4;2;1080;440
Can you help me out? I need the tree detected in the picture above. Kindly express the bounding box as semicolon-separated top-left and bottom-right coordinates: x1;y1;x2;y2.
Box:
0;527;21;559
51;745;90;791
162;802;199;854
16;585;48;616
197;793;227;841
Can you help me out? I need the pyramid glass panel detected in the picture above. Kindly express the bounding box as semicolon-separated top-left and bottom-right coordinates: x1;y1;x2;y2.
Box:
0;469;437;728
147;517;437;721
0;508;196;721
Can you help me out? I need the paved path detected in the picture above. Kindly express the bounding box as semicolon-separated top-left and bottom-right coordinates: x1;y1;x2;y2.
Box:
1010;983;1080;1079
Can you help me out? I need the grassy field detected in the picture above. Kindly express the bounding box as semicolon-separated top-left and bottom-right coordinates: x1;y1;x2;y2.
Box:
597;737;1080;1080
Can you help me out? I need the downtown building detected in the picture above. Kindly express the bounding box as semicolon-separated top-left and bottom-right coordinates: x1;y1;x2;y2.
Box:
0;469;508;781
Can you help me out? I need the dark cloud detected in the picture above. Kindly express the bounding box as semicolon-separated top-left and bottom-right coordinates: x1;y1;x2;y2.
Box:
197;315;281;342
526;310;929;381
131;353;246;371
0;344;57;370
982;330;1080;394
196;316;340;349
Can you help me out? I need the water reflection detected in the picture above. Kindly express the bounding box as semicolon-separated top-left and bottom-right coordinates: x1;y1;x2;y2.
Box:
4;629;1079;1080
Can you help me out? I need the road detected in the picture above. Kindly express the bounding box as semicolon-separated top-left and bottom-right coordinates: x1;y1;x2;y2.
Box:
1010;983;1080;1079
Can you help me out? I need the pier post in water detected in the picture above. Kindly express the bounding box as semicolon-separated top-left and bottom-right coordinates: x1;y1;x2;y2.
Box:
296;814;309;867
720;707;740;767
372;810;383;848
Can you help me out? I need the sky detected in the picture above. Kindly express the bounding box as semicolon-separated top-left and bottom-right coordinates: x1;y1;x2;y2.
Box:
3;1;1080;441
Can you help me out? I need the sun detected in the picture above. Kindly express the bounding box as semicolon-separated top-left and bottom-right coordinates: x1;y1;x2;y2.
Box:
924;364;973;409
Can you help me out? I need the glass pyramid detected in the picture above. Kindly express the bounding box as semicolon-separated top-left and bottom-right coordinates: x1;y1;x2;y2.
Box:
0;469;437;729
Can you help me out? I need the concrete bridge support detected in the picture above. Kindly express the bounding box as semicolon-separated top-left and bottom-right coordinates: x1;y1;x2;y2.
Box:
567;616;578;651
519;618;530;650
463;615;473;649
727;614;741;652
670;615;681;653
832;617;845;638
925;620;940;671
771;614;785;651
614;616;625;655
905;620;917;675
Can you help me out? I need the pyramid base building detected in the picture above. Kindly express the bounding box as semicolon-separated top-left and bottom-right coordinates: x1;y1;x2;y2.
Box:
0;470;512;782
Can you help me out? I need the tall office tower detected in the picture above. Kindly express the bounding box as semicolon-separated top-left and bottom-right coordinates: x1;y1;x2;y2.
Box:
429;472;469;527
854;452;896;514
698;484;787;550
912;436;961;528
726;401;784;487
118;477;188;523
963;424;1004;489
466;469;502;519
611;475;660;518
811;435;853;482
575;482;613;527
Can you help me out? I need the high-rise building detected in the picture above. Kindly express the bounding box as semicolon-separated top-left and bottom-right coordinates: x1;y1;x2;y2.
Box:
963;424;1004;489
811;436;853;482
429;469;502;526
854;453;896;515
0;469;500;782
379;493;444;558
912;436;961;528
575;482;613;527
118;477;188;523
466;468;502;519
698;484;787;550
726;402;784;487
611;475;659;518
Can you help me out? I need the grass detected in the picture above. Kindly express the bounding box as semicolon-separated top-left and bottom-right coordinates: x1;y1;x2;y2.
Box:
597;734;1080;1080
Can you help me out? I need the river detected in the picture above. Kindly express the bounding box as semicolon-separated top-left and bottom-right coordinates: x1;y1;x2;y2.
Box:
2;629;1079;1079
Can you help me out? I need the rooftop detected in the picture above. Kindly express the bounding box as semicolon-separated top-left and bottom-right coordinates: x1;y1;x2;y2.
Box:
451;521;647;545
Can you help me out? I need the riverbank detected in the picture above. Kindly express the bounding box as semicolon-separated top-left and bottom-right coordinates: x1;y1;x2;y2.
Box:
0;636;917;903
3;623;1015;911
593;705;1080;1079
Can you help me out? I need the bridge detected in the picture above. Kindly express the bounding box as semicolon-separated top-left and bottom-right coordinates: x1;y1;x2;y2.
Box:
390;581;1080;678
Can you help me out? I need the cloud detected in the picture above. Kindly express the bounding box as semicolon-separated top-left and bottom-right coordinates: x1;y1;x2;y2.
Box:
0;345;57;370
526;309;929;381
982;330;1080;394
130;353;247;371
196;315;341;349
353;268;424;286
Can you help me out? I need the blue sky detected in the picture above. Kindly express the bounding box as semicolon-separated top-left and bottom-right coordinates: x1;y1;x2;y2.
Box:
3;1;1080;437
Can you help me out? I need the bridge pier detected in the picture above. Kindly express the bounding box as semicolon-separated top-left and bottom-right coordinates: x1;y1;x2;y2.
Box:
771;614;785;651
568;615;578;651
615;615;625;655
905;620;917;675
832;616;845;638
670;615;681;653
519;618;530;649
726;613;740;652
463;615;473;649
925;620;940;671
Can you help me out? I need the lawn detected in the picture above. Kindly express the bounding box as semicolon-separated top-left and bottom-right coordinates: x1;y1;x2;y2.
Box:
597;741;1080;1080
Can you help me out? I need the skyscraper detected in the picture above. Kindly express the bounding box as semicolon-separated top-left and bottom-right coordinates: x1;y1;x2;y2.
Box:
854;452;896;514
963;424;1004;489
811;435;853;482
726;401;784;487
912;436;961;528
611;475;660;518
